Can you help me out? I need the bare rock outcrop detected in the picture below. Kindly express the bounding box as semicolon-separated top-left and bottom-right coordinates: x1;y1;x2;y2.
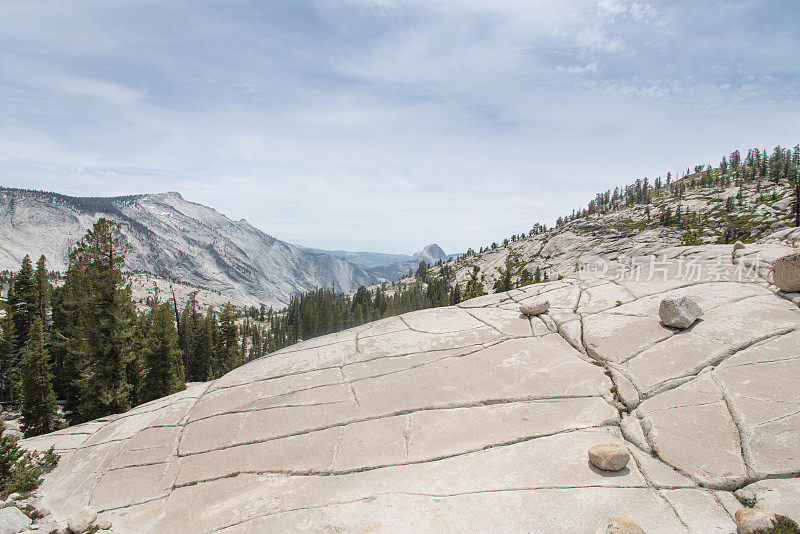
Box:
16;244;800;533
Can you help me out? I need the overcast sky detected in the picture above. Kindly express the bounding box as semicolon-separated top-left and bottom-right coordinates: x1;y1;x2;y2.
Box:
1;0;798;254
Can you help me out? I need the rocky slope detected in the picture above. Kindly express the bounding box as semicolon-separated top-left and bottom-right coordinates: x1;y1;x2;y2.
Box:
18;230;800;532
424;174;797;293
0;188;378;307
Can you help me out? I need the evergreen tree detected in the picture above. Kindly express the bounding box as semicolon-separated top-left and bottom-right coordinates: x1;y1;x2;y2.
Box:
33;256;51;325
463;266;486;300
0;423;23;493
211;303;239;379
141;302;185;403
0;312;17;402
9;255;37;354
19;316;58;437
493;258;514;293
59;218;137;423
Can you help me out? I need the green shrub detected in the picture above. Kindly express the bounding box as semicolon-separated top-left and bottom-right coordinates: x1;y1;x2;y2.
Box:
753;515;800;534
0;424;59;498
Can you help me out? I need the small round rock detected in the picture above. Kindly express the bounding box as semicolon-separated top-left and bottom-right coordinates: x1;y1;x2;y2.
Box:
734;508;775;534
733;241;745;252
592;516;645;534
588;442;630;471
96;519;113;531
519;300;549;316
773;252;800;293
67;505;97;534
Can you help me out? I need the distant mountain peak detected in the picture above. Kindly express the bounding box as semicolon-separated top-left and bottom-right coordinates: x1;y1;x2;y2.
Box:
411;243;448;264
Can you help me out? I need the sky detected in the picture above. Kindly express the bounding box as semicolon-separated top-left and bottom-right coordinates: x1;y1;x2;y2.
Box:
1;0;799;254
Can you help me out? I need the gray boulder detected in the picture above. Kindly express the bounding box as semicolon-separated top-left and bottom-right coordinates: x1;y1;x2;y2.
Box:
773;252;800;293
659;295;703;328
0;507;32;534
519;300;550;316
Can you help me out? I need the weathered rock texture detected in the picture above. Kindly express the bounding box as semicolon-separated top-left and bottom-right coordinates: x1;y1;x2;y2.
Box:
0;507;30;534
658;295;703;328
773;252;800;292
734;508;775;534
18;243;800;533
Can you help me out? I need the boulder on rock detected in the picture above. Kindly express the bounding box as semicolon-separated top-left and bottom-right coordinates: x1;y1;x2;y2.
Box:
733;241;745;253
67;506;97;534
519;300;549;316
734;508;775;534
592;516;645;534
773;252;800;293
588;442;630;471
0;507;31;534
659;295;703;328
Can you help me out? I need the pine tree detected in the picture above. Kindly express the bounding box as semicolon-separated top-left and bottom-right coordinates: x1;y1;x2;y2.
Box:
0;423;23;493
19;317;58;437
59;218;137;423
141;302;185;403
9;255;37;354
463;266;486;300
0;312;17;402
210;303;239;379
33;256;51;326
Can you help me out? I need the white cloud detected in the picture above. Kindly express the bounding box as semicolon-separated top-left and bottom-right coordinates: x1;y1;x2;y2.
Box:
0;0;798;253
557;61;600;75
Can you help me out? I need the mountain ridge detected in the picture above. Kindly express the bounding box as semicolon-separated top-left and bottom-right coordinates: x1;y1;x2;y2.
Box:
0;187;378;307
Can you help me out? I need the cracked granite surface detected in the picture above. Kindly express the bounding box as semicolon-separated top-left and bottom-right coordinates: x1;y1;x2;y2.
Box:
20;242;800;533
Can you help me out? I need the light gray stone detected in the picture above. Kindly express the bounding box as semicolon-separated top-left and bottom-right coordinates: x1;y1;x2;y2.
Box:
659;295;703;328
773;252;800;292
619;414;649;452
733;241;745;252
4;494;20;504
519;300;550;316
67;506;96;534
591;516;645;534
588;442;630;471
0;507;31;534
734;508;774;534
15;245;799;533
735;478;800;525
